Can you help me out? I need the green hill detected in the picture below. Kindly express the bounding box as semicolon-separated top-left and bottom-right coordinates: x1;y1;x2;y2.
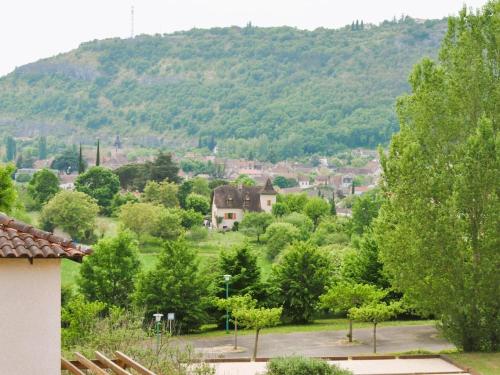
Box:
0;18;447;160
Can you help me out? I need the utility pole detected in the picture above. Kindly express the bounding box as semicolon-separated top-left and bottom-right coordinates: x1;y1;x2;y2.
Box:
131;6;135;39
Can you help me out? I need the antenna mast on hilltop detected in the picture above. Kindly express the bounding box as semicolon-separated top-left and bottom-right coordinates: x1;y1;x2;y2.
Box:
130;6;135;38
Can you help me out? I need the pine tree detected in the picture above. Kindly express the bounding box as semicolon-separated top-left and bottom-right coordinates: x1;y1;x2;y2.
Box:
78;143;85;174
96;139;100;166
38;136;47;160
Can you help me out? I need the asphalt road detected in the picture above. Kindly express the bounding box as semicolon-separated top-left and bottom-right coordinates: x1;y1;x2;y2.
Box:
183;325;455;359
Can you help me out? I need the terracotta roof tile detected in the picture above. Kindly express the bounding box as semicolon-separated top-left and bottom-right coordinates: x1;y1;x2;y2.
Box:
0;213;91;262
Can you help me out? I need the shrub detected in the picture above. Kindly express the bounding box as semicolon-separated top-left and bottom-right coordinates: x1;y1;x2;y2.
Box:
186;226;208;241
264;222;300;259
267;356;353;375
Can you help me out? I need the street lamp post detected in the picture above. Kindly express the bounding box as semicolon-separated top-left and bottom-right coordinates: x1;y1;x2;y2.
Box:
223;274;232;334
153;313;163;354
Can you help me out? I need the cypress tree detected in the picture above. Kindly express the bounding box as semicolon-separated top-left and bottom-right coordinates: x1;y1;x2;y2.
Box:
351;180;355;195
96;139;100;166
38;136;47;160
5;136;16;162
78;143;85;174
330;191;337;216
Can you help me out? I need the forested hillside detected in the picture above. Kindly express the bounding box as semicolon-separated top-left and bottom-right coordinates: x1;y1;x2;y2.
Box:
0;17;447;160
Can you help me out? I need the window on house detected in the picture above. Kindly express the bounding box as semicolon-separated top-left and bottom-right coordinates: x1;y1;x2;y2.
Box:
224;213;236;220
267;200;271;206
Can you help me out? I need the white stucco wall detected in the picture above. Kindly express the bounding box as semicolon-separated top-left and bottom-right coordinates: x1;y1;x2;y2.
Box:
212;207;244;229
0;259;61;375
259;194;276;213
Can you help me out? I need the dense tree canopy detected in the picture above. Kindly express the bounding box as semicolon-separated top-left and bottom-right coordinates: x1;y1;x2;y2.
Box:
78;231;141;307
75;166;120;215
28;168;60;207
0;19;448;160
375;1;499;352
0;164;17;214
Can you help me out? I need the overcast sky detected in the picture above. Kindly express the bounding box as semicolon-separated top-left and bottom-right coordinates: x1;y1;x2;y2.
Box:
0;0;489;77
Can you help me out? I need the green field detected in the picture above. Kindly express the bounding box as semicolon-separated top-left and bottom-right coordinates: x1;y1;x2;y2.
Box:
185;319;437;339
61;228;270;285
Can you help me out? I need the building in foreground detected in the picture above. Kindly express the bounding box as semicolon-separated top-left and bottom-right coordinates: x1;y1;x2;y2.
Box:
0;213;90;375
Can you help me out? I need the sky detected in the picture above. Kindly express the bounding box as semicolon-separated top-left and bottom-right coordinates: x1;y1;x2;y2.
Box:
0;0;489;77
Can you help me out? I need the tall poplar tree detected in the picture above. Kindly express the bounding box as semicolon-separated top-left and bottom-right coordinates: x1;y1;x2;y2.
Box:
38;136;47;160
375;1;499;352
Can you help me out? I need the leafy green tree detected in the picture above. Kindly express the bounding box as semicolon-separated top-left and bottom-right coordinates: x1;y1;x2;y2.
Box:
214;294;257;349
38;136;47;160
51;148;82;173
118;202;163;238
351;189;382;235
75;166;120;215
278;193;308;213
40;191;99;242
375;2;499;352
217;245;262;298
143;179;179;208
273;176;298;188
114;163;149;191
78;231;141;307
310;217;351;246
233;307;282;361
233;174;256;186
282;212;314;240
349;302;402;353
272;242;332;323
320;282;386;342
185;193;210;215
191;177;211;197
264;222;301;259
109;192;139;216
271;202;289;217
27;169;60;207
151;208;184;240
239;212;273;242
0;164;17;213
341;229;388;288
147;152;181;184
304;197;330;226
134;239;209;332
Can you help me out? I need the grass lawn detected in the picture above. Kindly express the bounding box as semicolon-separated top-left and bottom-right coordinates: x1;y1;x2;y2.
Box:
61;229;261;285
446;352;500;375
185;319;437;339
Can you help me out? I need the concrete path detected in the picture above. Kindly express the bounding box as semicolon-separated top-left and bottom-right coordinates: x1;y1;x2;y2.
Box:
185;325;454;359
209;358;468;375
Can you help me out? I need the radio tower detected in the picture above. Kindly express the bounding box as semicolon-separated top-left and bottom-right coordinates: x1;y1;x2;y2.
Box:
130;6;135;39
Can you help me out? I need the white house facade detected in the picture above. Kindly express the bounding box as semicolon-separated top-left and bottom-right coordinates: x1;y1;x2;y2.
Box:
212;178;277;229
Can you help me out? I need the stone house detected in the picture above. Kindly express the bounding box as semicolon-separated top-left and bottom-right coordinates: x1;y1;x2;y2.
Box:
211;178;277;229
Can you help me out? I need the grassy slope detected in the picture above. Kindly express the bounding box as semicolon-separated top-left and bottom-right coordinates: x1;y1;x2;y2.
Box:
61;227;270;285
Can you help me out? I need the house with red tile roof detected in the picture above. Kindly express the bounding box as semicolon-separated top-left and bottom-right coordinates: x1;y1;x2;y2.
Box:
0;213;90;375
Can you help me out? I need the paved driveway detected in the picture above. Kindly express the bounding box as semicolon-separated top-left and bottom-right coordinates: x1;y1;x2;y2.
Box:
184;325;454;359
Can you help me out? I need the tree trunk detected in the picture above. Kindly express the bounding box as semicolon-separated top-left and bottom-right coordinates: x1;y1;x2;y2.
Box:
348;319;353;342
373;322;377;354
252;328;260;361
234;319;238;349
